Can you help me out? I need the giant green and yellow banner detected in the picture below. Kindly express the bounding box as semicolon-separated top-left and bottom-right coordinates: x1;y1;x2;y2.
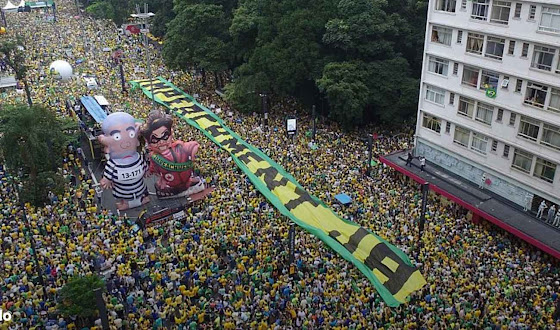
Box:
130;77;426;307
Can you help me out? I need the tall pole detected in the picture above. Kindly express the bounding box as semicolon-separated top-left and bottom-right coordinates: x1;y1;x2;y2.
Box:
288;222;295;264
367;135;373;175
311;105;316;141
94;287;110;330
134;4;156;111
418;182;429;236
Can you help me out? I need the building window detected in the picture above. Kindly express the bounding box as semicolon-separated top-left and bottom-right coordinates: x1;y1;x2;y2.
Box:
461;0;467;10
503;144;510;157
454;126;470;147
431;25;452;45
449;92;455;105
471;133;488;154
502;76;510;89
514;3;522;18
466;33;484;55
425;85;446;105
508;40;515;55
534;158;556;183
453;62;459;75
491;140;498;152
428;56;449;76
497;108;504;121
549;88;560;113
518;116;540;141
458;96;475;118
529;5;536;20
512;149;533;173
422;114;442;133
485;37;505;60
480;70;499;90
436;0;457;12
541;123;560;150
457;30;463;43
531;45;556;71
475;102;494;125
539;6;560;34
491;1;511;24
472;0;490;20
462;66;479;87
445;121;451;133
521;43;529;57
515;79;522;93
524;82;548;108
509;112;516;126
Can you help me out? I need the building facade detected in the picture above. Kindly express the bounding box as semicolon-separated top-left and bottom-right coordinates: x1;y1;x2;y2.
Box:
415;0;560;208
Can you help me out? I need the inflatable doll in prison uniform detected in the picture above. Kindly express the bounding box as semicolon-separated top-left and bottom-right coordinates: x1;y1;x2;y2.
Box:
98;112;150;210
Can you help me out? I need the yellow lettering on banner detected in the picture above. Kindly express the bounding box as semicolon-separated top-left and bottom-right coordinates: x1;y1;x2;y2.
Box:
393;271;426;304
381;257;400;273
373;269;389;284
272;184;301;205
170;100;194;109
184;111;207;120
215;133;232;143
195;117;220;130
351;235;381;263
152;87;175;94
138;79;159;87
157;93;185;103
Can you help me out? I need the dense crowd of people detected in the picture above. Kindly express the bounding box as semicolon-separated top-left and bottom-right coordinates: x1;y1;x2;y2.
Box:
1;1;559;329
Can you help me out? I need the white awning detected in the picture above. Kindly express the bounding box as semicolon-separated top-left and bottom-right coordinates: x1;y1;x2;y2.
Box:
2;1;18;12
94;95;109;106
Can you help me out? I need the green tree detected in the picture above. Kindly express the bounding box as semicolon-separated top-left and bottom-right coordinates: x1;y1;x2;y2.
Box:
0;104;78;206
85;1;115;20
58;275;105;323
0;39;33;106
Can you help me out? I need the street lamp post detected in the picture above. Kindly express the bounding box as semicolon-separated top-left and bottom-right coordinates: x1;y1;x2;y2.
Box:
311;105;316;141
260;93;268;129
367;135;373;175
418;182;429;236
131;4;156;111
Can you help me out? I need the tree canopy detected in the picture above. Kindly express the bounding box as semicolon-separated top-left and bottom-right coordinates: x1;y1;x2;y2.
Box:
58;275;105;319
0;104;78;206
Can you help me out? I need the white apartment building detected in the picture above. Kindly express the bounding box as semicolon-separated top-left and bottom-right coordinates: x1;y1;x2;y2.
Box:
415;0;560;209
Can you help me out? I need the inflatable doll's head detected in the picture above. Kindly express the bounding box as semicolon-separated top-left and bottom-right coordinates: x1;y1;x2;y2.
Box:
98;112;140;159
141;110;174;153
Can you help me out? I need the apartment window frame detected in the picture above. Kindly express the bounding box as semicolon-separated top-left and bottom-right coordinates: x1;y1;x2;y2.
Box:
485;36;506;60
461;0;467;11
512;148;533;173
541;123;560;150
548;88;560;113
539;6;560;34
454;126;470;147
449;92;455;105
435;0;457;13
503;144;510;158
458;96;475;118
524;82;548;108
531;45;556;71
445;121;451;133
518;116;540;141
471;132;489;155
471;0;490;20
521;43;529;57
497;108;504;122
515;79;523;93
452;62;459;75
507;40;515;55
480;70;499;90
457;30;463;43
462;65;480;88
428;56;450;76
534;157;556;183
425;84;446;105
509;112;517;126
491;140;498;152
490;1;511;25
513;3;522;18
431;25;453;46
466;33;484;55
422;114;442;133
529;5;537;20
475;102;494;125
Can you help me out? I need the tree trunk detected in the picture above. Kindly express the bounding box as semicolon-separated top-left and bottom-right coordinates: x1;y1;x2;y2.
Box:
201;68;206;87
214;71;220;89
23;79;33;106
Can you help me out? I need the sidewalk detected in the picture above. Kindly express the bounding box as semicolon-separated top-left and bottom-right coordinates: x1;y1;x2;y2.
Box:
380;150;560;259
